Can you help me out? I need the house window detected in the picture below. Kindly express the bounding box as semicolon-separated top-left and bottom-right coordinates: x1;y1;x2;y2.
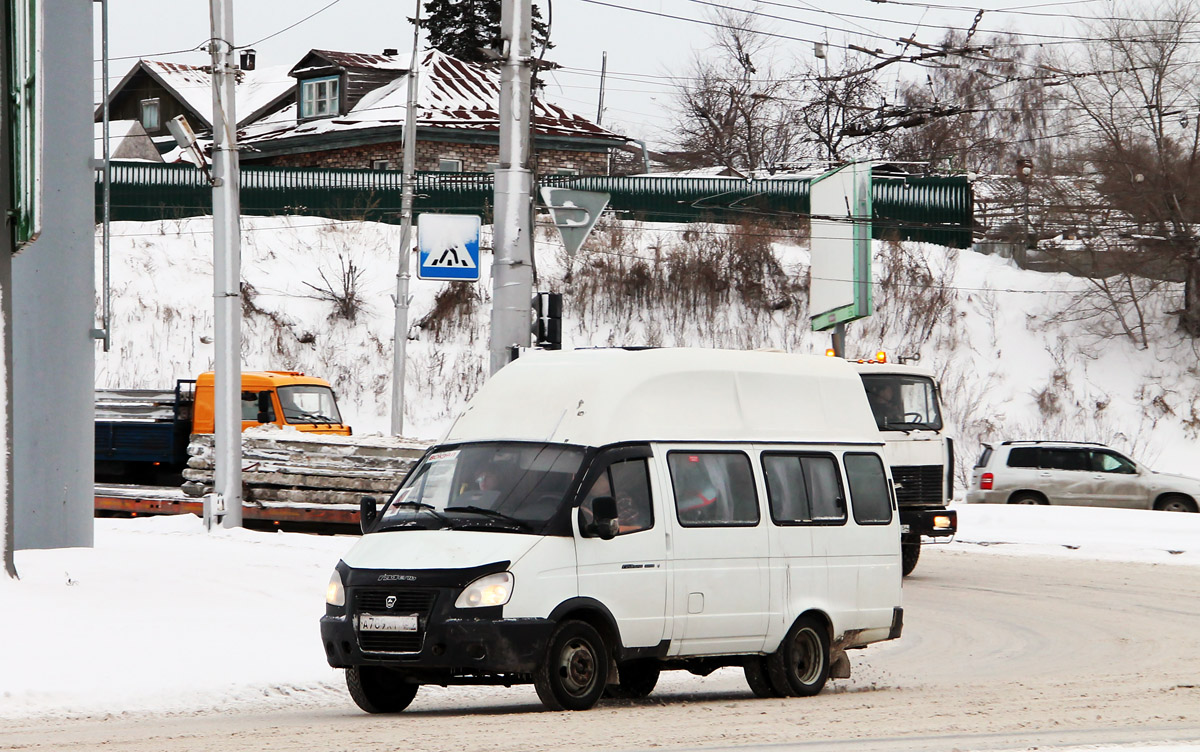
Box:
140;98;160;131
300;76;340;119
438;158;463;172
371;160;392;171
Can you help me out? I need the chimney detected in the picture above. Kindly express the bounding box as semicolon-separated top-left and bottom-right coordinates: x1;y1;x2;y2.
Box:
383;48;399;57
240;49;256;71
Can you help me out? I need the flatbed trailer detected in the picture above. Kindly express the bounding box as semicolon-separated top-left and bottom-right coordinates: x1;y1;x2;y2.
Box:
95;485;362;533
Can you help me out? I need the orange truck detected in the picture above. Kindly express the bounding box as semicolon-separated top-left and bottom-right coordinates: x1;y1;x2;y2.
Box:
95;370;350;484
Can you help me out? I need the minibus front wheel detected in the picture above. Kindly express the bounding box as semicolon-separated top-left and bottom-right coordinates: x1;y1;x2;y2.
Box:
767;615;831;697
345;666;419;713
534;619;610;710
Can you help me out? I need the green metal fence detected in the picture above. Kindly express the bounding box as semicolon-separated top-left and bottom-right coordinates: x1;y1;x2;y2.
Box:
98;162;974;248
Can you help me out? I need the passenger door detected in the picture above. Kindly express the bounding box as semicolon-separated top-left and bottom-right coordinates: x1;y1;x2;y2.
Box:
662;448;769;656
574;450;669;650
1088;449;1145;508
1041;447;1097;506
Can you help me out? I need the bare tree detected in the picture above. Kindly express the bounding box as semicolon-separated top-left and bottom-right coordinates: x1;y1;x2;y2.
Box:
788;53;894;162
665;8;800;171
1058;0;1200;336
889;32;1064;174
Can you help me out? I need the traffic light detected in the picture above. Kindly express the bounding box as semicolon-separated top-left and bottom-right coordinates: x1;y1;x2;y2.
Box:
532;292;562;350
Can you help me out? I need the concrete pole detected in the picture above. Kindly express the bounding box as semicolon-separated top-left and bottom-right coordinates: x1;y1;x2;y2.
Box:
0;0;14;577
390;1;421;436
489;0;534;375
206;0;243;528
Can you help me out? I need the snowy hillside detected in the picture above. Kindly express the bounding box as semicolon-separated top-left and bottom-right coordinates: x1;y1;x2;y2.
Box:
96;214;1200;481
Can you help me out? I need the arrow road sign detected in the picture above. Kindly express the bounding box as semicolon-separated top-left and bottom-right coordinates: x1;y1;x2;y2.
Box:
540;187;610;256
418;214;481;281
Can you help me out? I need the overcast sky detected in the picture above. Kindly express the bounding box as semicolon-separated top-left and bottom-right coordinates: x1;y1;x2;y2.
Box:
96;0;1075;148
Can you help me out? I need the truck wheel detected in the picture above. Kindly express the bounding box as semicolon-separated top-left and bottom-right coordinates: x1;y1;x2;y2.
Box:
744;656;784;698
345;666;419;713
534;620;609;711
901;533;921;577
766;615;831;697
605;658;660;699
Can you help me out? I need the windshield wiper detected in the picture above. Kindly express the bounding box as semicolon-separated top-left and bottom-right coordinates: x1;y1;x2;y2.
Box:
443;505;532;531
388;501;450;526
285;409;338;424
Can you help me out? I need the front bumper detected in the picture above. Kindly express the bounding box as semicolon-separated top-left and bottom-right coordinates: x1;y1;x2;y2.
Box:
321;612;555;679
899;506;957;538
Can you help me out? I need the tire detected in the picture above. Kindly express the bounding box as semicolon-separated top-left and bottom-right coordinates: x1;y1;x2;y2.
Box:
1155;494;1198;513
744;656;784;698
605;659;660;699
901;533;921;577
534;620;609;711
1008;492;1046;505
766;615;831;697
345;666;419;713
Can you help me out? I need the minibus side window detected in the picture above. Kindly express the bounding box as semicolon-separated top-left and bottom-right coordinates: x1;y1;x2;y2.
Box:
804;456;847;524
762;454;811;523
843;453;893;525
667;451;759;527
578;458;654;536
761;453;845;525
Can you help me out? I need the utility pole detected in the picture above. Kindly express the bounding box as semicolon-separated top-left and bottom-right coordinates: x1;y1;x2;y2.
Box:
206;0;243;529
596;51;607;126
390;0;421;436
489;0;534;375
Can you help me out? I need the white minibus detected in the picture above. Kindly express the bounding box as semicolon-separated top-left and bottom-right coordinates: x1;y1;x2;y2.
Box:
321;348;903;712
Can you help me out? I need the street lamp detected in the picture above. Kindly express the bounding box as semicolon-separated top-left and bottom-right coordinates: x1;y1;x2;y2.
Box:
1016;157;1034;263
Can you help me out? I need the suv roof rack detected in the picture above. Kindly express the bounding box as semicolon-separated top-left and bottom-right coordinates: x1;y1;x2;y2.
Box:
999;440;1107;447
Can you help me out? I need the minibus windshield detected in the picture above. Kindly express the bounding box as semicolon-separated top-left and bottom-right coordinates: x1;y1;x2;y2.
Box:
375;442;586;535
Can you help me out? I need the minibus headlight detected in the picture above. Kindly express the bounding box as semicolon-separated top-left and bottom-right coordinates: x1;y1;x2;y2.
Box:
455;572;513;609
326;570;346;607
933;515;952;530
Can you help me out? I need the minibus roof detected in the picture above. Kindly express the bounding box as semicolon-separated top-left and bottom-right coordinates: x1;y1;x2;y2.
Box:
445;348;882;447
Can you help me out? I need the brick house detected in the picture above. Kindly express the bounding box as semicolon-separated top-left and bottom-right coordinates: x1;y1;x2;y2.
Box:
237;49;628;175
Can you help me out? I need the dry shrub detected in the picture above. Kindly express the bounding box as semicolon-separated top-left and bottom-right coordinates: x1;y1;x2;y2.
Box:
303;254;367;322
416;282;483;341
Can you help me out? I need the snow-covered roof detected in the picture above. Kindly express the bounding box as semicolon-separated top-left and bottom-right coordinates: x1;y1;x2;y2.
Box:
93;120;162;161
101;60;296;130
633;166;747;179
293;49;410;73
444;348;882;448
241;49;625;148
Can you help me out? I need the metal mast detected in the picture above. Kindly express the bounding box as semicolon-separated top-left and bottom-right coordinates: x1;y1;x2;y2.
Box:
206;0;243;528
489;0;534;374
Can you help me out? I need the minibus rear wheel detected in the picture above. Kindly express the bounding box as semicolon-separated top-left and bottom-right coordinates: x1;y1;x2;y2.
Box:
743;656;784;698
345;666;419;713
767;615;831;697
534;619;610;710
605;659;660;699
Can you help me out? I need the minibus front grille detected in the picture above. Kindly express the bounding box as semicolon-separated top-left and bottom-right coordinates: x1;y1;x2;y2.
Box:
353;587;438;654
891;464;944;505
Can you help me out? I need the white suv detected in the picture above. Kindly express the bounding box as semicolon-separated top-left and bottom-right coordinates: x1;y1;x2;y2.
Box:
966;441;1199;512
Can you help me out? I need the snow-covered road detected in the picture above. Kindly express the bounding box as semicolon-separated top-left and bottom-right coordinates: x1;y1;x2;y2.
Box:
2;504;1199;752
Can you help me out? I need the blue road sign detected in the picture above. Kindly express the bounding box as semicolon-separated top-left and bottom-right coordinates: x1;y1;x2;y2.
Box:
417;214;481;281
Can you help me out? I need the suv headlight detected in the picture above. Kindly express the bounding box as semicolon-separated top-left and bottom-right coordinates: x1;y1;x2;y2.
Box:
326;570;346;607
455;571;513;608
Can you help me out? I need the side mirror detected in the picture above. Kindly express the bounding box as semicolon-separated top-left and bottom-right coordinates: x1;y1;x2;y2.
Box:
590;495;619;540
257;391;272;424
359;495;378;533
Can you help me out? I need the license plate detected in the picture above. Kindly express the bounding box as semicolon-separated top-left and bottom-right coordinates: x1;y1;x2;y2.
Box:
901;524;911;534
358;613;418;632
